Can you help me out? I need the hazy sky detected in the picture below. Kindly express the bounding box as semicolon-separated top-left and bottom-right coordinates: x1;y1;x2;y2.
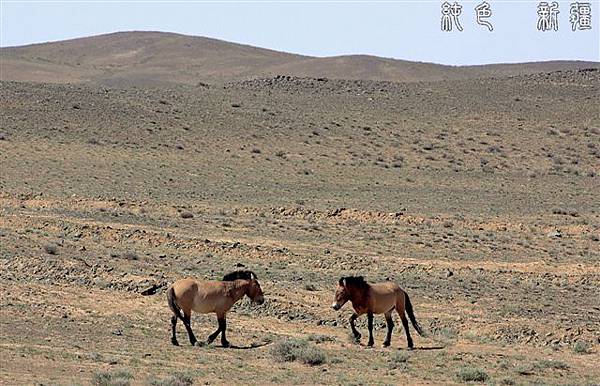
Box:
1;1;598;65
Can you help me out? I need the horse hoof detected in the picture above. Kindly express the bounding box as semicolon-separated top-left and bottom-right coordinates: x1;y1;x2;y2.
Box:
222;341;231;348
382;342;390;348
171;339;179;346
367;342;374;348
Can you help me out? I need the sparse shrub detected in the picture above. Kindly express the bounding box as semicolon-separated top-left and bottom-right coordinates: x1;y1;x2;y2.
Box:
307;334;335;343
91;369;133;386
536;359;569;370
515;363;534;375
304;283;318;291
270;338;326;365
499;378;515;385
43;243;58;255
148;370;196;386
299;344;327;365
87;352;102;362
433;327;457;341
496;359;510;370
270;339;304;362
456;367;488;382
463;330;489;343
251;148;261;154
388;351;410;369
573;340;591;354
122;252;138;260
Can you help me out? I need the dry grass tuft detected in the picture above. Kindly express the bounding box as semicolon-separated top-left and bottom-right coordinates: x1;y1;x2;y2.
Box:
43;243;58;255
456;367;488;383
91;369;133;386
270;338;326;365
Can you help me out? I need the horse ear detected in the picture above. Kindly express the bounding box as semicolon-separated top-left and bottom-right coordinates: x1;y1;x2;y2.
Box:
339;277;346;287
250;272;256;280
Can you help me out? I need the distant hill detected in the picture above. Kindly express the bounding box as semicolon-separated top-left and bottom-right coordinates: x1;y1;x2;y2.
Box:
1;31;598;85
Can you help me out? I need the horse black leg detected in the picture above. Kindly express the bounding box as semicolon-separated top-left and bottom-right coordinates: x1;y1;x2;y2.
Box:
171;315;179;346
349;313;361;342
207;319;221;345
400;314;414;349
383;312;394;347
219;317;230;348
182;313;198;346
367;312;375;347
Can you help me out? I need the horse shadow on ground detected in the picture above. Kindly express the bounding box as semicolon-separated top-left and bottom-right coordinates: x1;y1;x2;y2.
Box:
409;345;446;351
217;341;272;350
356;344;446;351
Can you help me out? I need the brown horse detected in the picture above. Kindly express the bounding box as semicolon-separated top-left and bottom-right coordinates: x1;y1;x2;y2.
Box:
332;276;425;348
167;270;265;347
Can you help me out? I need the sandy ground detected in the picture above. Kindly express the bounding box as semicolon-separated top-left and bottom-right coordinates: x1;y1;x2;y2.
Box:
1;69;599;385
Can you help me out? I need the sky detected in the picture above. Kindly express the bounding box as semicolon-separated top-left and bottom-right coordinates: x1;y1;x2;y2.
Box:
1;1;598;65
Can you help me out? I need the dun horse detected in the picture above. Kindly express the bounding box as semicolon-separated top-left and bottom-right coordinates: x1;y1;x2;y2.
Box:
332;276;425;348
167;270;265;347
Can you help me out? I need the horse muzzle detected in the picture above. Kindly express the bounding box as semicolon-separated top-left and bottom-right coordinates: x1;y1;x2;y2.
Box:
253;297;265;305
332;303;341;311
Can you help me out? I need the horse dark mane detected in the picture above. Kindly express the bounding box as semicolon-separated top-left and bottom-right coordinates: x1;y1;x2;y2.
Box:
222;270;257;281
340;276;369;288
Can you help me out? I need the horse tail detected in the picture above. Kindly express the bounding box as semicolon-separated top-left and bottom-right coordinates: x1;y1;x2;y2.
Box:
405;292;426;337
167;286;184;321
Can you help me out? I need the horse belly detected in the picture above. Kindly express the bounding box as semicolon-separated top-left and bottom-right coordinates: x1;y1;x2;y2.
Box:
191;292;218;314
